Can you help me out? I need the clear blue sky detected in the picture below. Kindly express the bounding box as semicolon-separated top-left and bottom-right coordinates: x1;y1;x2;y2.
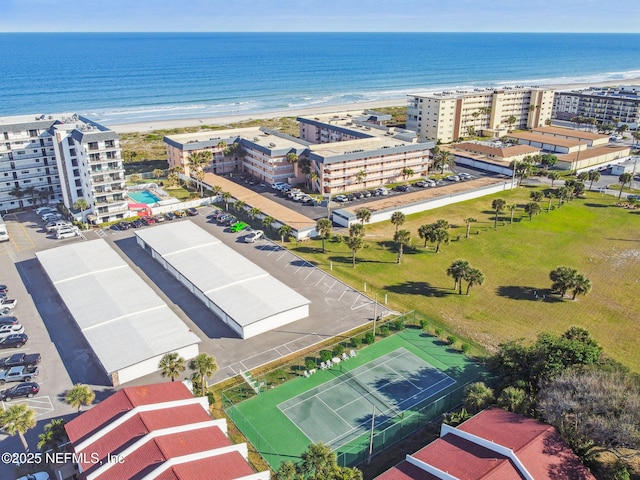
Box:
2;0;639;33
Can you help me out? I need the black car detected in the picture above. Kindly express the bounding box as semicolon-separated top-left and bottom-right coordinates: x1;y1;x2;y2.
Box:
0;285;7;295
394;185;410;192
0;334;28;349
0;316;19;326
0;382;40;401
131;219;144;228
0;353;41;368
165;211;177;221
186;207;198;216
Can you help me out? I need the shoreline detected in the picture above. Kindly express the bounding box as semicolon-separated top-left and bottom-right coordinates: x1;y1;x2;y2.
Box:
110;77;640;134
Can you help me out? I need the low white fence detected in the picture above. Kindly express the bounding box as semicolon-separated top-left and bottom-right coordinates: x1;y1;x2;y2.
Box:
149;195;220;215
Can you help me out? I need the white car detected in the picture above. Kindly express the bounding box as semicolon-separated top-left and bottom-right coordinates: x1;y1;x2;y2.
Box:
56;226;80;239
0;298;17;309
17;472;50;480
0;324;25;339
35;206;58;216
244;230;264;243
375;187;389;196
46;221;72;232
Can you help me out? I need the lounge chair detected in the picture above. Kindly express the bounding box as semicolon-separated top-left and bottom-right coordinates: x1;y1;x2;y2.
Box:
350;349;356;357
320;362;327;370
342;352;349;361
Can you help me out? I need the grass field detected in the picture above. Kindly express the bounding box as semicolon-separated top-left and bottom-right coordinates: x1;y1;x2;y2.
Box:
226;328;486;470
292;186;640;371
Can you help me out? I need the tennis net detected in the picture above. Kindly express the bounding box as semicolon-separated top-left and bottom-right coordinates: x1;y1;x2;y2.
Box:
340;365;402;418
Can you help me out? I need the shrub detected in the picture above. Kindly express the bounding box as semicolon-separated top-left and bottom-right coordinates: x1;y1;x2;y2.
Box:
364;332;375;344
392;319;405;331
351;337;362;348
461;343;471;354
332;344;345;357
419;319;429;330
380;326;390;337
206;391;215;405
305;358;316;370
320;350;332;362
447;335;458;346
434;327;443;337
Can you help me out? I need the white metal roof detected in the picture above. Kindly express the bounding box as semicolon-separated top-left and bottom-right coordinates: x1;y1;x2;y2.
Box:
135;222;310;327
36;240;200;375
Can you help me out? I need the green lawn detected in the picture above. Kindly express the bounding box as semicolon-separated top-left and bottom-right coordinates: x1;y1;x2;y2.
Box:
292;186;640;371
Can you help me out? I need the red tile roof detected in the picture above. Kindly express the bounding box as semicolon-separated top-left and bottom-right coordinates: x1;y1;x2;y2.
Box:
376;409;595;480
154;451;256;480
66;382;193;444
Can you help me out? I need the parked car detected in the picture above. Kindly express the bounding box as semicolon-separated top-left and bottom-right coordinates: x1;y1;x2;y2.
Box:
375;187;389;196
0;285;7;295
272;182;288;190
230;221;249;233
0;297;17;309
0;334;28;349
0;324;25;339
131;219;144;228
41;213;63;223
140;216;156;226
45;220;72;232
445;175;461;182
16;471;49;480
0;353;41;369
0;365;39;384
334;195;348;203
153;214;166;223
0;382;40;401
164;211;177;221
186;207;198;216
300;195;314;204
244;230;264;243
174;210;187;218
223;216;238;226
393;185;410;192
35;206;57;215
0;316;19;325
363;190;372;198
56;226;80;239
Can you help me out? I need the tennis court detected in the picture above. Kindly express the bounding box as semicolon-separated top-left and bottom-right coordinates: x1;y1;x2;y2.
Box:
278;348;455;449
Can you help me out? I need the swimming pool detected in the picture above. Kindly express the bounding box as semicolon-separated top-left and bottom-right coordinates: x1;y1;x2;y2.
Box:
128;190;161;204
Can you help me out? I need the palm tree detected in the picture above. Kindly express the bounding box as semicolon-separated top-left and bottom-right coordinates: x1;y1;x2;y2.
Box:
355;170;367;188
299;442;336;479
530;191;543;203
447;260;470;294
249;207;261;221
316;218;332;253
189;352;218;394
37;418;67;453
547;171;560;187
188;151;209;197
571;274;592;300
345;234;364;268
394;229;411;264
73;197;89;213
152;168;164;180
355;208;371;226
24;186;38;206
550;266;578;297
464;217;477;238
349;223;364;239
524;202;541;220
212;184;223;196
491;198;506;229
309;171;319;191
464;267;485;295
278;224;292;243
262;215;274;231
401;167;414;183
65;384;95;412
618;172;633;200
9;186;25;208
433;150;456;174
418;224;433;247
0;403;36;452
158;352;186;382
506;115;517;131
497;386;529;414
390;211;405;235
464;382;495;413
507;204;516;224
37;188;50;206
234;200;246;214
432;227;449;253
556;186;570;207
587;170;601;191
222;192;232;210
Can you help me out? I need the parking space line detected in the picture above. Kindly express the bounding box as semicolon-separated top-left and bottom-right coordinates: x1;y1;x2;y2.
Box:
304;268;317;281
337;287;350;302
315;273;327;287
326;279;337;294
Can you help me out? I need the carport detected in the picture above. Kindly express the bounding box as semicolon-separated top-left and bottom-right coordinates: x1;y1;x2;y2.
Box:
135;221;310;339
36;239;201;386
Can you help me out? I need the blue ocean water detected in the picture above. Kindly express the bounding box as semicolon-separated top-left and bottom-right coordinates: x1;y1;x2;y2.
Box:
2;32;640;125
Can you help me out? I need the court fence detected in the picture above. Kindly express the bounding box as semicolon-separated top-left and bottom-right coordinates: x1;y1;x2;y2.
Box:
221;311;480;470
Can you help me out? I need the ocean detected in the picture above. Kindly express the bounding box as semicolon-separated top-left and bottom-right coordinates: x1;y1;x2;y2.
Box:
2;32;640;125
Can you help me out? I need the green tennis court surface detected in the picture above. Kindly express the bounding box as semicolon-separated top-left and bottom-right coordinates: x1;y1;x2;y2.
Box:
278;348;455;449
226;327;487;469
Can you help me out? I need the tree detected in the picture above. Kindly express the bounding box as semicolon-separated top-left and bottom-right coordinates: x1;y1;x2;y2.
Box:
571;274;592;300
129;173;141;184
556;186;570;207
529;190;543;203
464;267;485;295
433;150;456;174
37;418;68;453
9;186;25;208
390;211;405;234
431;227;449;253
234;200;246;214
299;442;337;479
73;197;89;213
345;234;364;268
158;352;186;382
394;229;411;264
447;259;470;294
401;167;414;183
262;215;274;230
0;403;36;452
549;266;578;297
190;352;218;394
65;384;95;412
524;201;541;220
464;382;494;413
540;153;558;171
547;171;560;187
507;204;516;224
418;223;434;247
188;151;209;197
618;172;633;200
497;386;530;414
355;208;371;226
248;207;261;221
348;223;364;239
152;168;164;180
587;170;601;191
316;218;332;253
464;217;476;238
506;115;517;131
278;224;292;243
491;198;506;229
309;171;319;191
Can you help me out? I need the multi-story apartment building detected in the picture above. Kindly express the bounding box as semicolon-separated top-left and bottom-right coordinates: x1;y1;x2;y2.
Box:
164;111;434;194
553;86;640;129
407;86;555;143
0;114;127;224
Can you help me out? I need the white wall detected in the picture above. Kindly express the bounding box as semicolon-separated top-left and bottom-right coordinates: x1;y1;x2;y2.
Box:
115;344;200;385
241;304;310;339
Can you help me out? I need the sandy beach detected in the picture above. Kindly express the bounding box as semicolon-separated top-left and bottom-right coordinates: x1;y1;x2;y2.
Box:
110;77;640;134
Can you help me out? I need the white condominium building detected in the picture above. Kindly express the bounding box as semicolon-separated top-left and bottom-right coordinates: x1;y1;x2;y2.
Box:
553;85;640;129
407;86;555;143
0;114;126;224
